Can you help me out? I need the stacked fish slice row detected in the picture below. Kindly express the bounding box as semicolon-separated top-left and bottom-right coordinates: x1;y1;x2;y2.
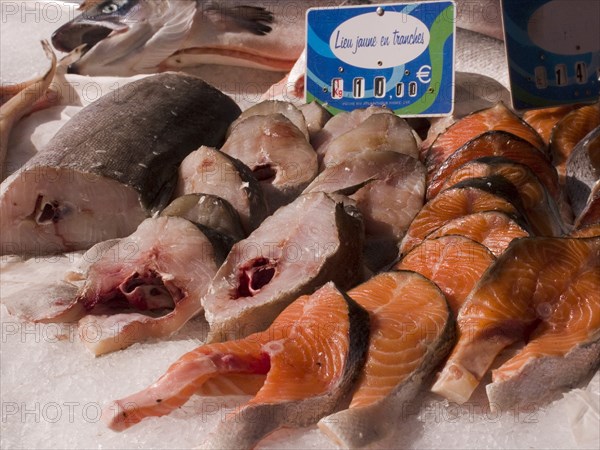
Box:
1;72;599;449
397;100;600;411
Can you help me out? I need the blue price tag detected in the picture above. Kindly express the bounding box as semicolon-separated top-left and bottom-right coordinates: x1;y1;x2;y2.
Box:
502;0;600;110
305;1;455;116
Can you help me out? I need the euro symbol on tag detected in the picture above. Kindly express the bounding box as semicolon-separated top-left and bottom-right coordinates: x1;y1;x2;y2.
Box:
416;65;432;84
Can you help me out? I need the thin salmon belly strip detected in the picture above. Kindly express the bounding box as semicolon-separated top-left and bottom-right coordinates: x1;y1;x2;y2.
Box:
432;237;600;409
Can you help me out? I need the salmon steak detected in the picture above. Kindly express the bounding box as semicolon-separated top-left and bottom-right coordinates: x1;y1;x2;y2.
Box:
395;236;496;314
550;102;600;180
400;177;523;255
570;224;600;238
104;283;370;450
427;131;560;202
424;211;529;257
435;157;567;236
575;180;600;229
523;104;578;146
432;237;600;409
318;271;453;448
425;102;546;179
566;126;600;221
202;192;364;342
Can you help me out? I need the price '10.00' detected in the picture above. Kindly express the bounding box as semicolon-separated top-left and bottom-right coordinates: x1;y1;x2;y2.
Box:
331;77;419;100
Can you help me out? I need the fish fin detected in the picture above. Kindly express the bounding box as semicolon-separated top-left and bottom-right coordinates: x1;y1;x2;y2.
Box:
131;2;197;72
203;3;273;36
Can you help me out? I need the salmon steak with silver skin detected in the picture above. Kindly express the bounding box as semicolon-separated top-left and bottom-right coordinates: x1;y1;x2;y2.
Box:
395;236;496;314
436;157;567;236
523;104;578;146
318;271;454;449
432;237;600;410
0;73;240;256
104;282;370;450
566;126;600;221
424;211;529;257
427;131;560;202
73;216;220;355
400;177;524;255
575;180;600;229
424;102;546;177
202;192;364;342
550;102;600;180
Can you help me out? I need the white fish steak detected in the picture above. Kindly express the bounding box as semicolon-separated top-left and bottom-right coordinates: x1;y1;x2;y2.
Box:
0;73;241;256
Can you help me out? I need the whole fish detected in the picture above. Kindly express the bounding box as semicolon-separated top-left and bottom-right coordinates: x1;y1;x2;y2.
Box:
51;1;504;76
51;0;337;76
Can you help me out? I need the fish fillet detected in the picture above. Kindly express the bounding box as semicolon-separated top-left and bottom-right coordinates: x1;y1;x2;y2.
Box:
427;131;560;202
304;151;426;271
550;102;600;179
396;236;496;314
175;146;267;234
320;113;419;168
220;113;317;212
74;216;219;355
566;126;600;219
425;102;546;180
400;177;522;255
424;211;529;257
436;156;567;236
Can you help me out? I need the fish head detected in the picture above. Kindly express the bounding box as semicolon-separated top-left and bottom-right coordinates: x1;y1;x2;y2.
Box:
52;0;172;75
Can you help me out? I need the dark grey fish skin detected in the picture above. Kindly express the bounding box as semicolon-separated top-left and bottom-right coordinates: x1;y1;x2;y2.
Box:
0;73;241;256
161;193;246;242
32;73;240;211
161;194;244;265
450;175;531;227
567;126;600;218
175;146;268;234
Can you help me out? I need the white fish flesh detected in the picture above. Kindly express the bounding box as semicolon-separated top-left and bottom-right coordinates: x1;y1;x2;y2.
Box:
220;113;318;212
305;151;426;271
75;216;219;355
175;145;267;234
203;192;364;342
0;73;240;256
